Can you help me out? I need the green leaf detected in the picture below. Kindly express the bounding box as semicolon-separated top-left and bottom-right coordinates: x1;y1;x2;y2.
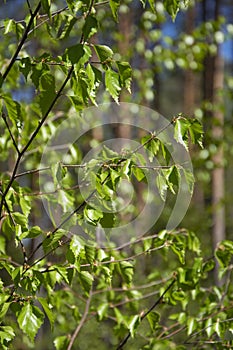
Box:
17;303;44;341
100;212;116;228
70;235;84;258
171;241;185;264
215;240;233;268
188;119;203;148
94;45;113;63
41;0;51;17
2;94;22;124
38;73;56;114
79;271;94;293
97;302;108;321
156;173;167;201
38;297;54;329
132;166;145;182
0;236;6;254
182;168;194;194
128;315;140;338
0;302;11;320
13;212;28;227
168;165;180;192
187;231;200;254
205;318;214;338
27;226;43;238
163;0;180;21
54;335;69;350
187;316;197;336
66;44;85;65
58;189;74;212
85;244;95;264
19;195;31;217
119;261;134;284
105;69;121;102
83;15;98;41
42;229;66;252
19;57;31;81
116;61;132;92
110;0;120;21
147;311;160;331
174;117;189;151
84;206;103;224
0;326;15;349
66;0;82;13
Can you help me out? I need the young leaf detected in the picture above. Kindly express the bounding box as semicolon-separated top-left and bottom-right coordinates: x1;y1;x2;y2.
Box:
2;94;22;124
128;315;140;338
97;302;108;321
38;73;56;114
116;61;132;92
79;271;94;293
70;235;84;258
187;316;197;336
54;335;69;350
119;261;134;284
156;173;167;201
38;297;54;329
188;119;203;148
85;244;95;264
0;326;15;350
164;0;180;21
17;303;44;342
83;15;98;41
174;117;189;151
147;311;160;331
94;45;113;63
19;57;31;81
110;0;120;21
105;69;121;102
41;0;51;17
65;44;84;65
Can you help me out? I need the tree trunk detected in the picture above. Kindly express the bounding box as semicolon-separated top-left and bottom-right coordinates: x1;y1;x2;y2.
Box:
202;0;225;284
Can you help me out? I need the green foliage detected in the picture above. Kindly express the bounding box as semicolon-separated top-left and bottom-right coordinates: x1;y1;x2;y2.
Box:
0;1;232;349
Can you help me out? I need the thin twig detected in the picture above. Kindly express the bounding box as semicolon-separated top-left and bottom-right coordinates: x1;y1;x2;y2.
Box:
116;278;176;350
1;114;20;154
26;0;33;15
1;2;41;83
28;7;71;36
67;287;93;350
14;166;50;178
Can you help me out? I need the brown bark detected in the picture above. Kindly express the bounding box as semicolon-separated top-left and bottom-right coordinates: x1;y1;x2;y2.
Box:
202;0;225;284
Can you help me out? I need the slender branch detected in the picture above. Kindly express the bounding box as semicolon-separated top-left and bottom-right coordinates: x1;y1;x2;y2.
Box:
14;166;50;178
116;278;176;350
26;0;33;15
132;119;173;156
28;7;70;36
1;2;41;83
92;277;170;295
67;287;93;350
110;290;160;309
1;114;20;154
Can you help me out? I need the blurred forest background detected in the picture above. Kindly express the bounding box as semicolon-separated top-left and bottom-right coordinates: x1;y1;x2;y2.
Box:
0;0;233;349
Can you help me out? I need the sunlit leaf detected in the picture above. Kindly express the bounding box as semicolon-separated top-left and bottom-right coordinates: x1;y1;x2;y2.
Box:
17;303;44;341
105;69;121;102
